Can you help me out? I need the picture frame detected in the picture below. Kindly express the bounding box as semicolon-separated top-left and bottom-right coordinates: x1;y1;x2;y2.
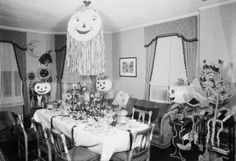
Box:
119;57;137;77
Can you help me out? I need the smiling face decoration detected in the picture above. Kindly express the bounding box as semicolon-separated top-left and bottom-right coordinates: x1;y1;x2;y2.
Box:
66;6;105;75
96;79;112;92
67;9;102;41
34;82;51;95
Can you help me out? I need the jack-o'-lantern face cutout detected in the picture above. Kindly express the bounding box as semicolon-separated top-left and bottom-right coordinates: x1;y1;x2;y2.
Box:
67;9;102;41
34;82;51;95
27;72;35;81
39;69;49;78
96;79;112;92
168;86;190;104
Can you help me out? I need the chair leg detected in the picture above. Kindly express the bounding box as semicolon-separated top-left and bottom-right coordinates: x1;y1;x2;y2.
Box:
38;148;41;160
147;149;150;161
17;139;21;160
48;146;52;161
25;139;28;161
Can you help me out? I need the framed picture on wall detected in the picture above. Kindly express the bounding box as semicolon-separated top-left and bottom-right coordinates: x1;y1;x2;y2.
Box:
119;57;137;77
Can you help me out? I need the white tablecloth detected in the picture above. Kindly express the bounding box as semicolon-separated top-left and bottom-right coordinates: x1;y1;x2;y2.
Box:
33;109;148;161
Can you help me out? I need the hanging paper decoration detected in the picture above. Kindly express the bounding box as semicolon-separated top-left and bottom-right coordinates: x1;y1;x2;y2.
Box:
66;1;105;75
38;50;53;66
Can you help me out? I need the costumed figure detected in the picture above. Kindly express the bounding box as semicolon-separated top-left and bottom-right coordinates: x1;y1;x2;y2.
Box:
198;60;233;161
27;50;54;107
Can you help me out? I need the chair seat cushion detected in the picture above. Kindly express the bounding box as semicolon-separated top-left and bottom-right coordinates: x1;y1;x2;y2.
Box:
62;146;100;161
111;150;149;161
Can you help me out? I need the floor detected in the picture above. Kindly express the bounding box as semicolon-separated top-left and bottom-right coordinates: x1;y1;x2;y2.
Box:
1;139;201;161
150;144;201;161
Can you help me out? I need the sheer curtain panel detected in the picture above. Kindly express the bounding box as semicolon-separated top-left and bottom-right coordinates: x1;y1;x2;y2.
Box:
182;40;198;84
149;36;187;102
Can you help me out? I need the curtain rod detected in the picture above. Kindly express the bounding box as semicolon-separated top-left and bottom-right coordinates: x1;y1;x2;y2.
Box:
144;33;198;48
0;40;66;52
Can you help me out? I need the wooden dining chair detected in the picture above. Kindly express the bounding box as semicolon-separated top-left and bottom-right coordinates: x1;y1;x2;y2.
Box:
111;123;155;161
132;108;153;125
11;112;37;161
0;148;9;161
32;119;53;161
50;129;100;161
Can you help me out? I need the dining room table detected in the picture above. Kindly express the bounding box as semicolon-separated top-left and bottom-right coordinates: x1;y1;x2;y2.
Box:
33;107;149;161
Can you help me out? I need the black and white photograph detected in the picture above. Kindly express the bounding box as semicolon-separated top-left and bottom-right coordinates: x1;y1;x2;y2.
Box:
1;0;236;161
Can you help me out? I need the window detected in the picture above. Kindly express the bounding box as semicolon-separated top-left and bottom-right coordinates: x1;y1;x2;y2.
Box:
149;36;187;102
0;42;23;107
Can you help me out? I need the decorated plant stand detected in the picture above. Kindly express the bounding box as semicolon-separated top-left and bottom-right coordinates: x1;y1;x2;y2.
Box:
198;60;234;161
170;115;190;161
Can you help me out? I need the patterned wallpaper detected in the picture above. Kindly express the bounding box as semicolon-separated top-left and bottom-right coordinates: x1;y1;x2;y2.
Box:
144;16;197;45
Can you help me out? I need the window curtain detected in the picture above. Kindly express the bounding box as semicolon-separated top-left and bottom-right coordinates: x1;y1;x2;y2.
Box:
55;46;66;100
182;39;198;84
13;45;29;116
144;39;157;99
0;29;27;117
0;44;3;104
0;42;25;110
149;36;187;102
55;35;67;100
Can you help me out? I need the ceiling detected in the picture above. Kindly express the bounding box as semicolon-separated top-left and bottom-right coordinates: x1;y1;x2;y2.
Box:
0;0;233;34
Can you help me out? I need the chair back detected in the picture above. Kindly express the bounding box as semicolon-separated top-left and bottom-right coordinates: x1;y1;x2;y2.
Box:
11;112;27;137
0;148;9;161
132;108;152;125
32;119;47;142
50;129;71;161
128;124;155;161
32;120;52;161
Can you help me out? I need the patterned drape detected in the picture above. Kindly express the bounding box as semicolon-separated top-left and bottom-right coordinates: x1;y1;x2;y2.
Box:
55;35;67;100
144;39;157;99
55;46;66;100
13;45;29;116
182;39;198;84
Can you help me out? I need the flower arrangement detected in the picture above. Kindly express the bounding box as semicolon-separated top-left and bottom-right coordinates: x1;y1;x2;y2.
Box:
65;82;88;106
64;82;108;117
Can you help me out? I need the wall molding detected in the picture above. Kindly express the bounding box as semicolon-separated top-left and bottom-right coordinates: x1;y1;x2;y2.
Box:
0;25;111;35
113;12;199;33
0;25;67;35
198;0;236;10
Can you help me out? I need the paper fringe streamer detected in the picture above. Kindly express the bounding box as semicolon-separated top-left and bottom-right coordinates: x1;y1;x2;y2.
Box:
66;29;105;76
